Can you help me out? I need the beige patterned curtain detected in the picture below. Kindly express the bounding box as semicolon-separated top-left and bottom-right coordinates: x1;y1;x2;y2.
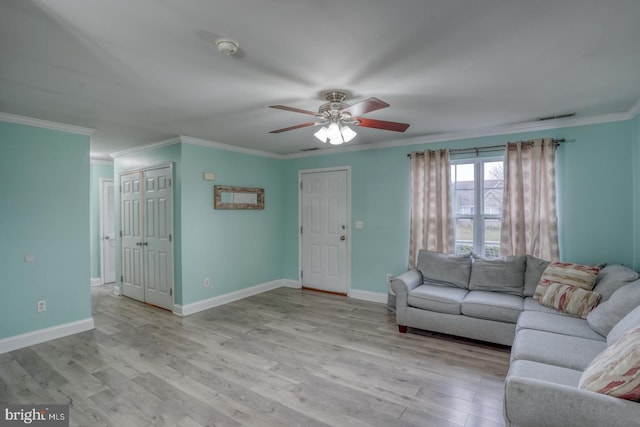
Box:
409;149;454;267
500;138;560;260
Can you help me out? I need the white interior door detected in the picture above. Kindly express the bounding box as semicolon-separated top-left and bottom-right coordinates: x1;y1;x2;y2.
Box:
301;169;349;294
121;171;144;302
142;167;174;310
100;179;116;283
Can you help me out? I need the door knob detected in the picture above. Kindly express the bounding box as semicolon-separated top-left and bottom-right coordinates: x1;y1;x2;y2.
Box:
104;236;110;240
340;235;346;241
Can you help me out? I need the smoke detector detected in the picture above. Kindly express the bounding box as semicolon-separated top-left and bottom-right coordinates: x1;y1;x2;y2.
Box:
215;38;239;55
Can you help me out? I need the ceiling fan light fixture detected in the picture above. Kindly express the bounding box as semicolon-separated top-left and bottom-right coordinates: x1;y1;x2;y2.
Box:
314;126;328;143
340;125;357;142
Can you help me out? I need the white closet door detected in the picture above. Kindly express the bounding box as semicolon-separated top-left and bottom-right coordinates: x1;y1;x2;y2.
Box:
121;172;144;302
142;167;174;310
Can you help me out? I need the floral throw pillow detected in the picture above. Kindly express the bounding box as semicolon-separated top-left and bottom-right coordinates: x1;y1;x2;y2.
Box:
579;326;640;401
533;261;600;300
539;282;600;318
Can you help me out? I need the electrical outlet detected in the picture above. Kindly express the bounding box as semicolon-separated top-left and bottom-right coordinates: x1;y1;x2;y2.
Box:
37;300;46;312
204;277;210;287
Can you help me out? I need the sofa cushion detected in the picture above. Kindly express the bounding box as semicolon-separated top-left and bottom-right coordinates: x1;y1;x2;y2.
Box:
508;359;582;388
533;261;600;300
511;329;606;371
607;305;640;346
416;250;471;289
523;255;550;297
408;284;468;315
587;280;640;336
539;283;600;319
523;297;571;316
461;291;523;323
593;264;640;303
468;255;525;296
580;326;640;401
516;311;605;341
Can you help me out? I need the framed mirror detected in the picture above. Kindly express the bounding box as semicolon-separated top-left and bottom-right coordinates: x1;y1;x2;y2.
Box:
214;185;264;210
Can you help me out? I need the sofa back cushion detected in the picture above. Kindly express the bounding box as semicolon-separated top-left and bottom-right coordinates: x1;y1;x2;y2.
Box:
523;255;550;297
417;250;471;289
468;255;526;296
593;264;640;303
607;304;640;346
588;280;640;336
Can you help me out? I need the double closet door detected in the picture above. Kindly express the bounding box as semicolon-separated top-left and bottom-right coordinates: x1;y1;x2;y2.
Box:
120;165;174;311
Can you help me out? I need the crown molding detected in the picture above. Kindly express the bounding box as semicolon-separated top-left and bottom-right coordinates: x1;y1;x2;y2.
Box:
109;137;181;158
90;158;114;165
628;98;640;119
179;135;282;159
0;112;95;135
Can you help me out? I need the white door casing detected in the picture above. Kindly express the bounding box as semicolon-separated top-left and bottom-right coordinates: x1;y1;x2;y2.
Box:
100;179;116;284
121;171;144;302
300;169;350;294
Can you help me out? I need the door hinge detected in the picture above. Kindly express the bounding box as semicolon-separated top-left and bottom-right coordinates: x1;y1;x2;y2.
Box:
300;226;303;234
169;233;172;242
120;275;123;282
300;270;303;280
169;178;172;187
120;230;123;237
300;182;303;190
170;288;173;296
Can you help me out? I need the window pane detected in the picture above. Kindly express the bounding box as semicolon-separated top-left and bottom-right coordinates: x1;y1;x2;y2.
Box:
453;163;475;215
455;218;473;254
484;219;501;257
483;161;503;215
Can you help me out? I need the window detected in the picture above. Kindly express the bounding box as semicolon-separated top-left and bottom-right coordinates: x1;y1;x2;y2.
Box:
451;158;504;256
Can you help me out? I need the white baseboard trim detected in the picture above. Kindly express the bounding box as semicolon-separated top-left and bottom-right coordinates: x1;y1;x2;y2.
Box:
281;279;301;289
90;277;102;286
173;279;287;316
349;289;388;304
0;318;95;354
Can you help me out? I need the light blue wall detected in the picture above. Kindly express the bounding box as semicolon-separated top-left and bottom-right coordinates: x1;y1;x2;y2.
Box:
632;114;640;269
89;162;114;280
283;120;636;293
0;121;91;339
180;144;285;305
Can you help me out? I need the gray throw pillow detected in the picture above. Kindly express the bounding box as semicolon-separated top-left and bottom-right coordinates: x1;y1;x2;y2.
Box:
468;255;526;296
607;304;640;346
523;255;550;297
417;250;472;289
587;279;640;336
593;264;640;303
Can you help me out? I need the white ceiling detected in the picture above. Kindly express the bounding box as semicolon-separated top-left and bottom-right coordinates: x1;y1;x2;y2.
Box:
1;0;640;158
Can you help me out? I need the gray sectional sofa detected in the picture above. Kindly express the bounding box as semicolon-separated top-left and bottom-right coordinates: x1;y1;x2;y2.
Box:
390;250;640;427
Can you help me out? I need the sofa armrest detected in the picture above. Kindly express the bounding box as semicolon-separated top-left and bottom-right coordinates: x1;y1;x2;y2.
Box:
504;376;640;427
391;269;422;328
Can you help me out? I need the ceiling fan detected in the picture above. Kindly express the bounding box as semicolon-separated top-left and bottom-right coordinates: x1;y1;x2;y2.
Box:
269;91;410;145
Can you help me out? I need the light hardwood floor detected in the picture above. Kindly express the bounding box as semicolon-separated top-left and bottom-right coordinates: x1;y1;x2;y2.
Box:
0;285;511;427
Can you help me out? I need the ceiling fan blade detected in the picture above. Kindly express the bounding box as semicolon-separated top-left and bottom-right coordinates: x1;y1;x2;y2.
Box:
355;117;410;132
269;105;318;116
341;97;389;117
269;122;317;134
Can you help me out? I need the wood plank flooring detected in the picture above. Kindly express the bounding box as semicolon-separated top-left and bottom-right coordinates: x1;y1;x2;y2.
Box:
0;285;511;426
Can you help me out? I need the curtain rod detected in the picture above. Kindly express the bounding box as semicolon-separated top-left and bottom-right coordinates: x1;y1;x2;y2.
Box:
407;138;565;157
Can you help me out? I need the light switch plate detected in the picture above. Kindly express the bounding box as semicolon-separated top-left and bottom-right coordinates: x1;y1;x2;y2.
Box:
203;172;216;181
355;221;364;229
